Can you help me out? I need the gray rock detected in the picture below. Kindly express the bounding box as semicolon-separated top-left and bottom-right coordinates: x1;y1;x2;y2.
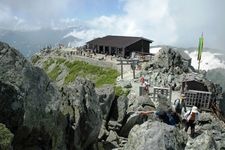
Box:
185;131;217;150
108;120;122;131
0;42;67;149
0;42;103;150
60;77;102;150
118;80;132;88
106;130;119;143
92;141;118;150
124;121;188;150
110;95;128;124
96;85;115;120
127;95;155;113
98;120;109;140
120;113;147;137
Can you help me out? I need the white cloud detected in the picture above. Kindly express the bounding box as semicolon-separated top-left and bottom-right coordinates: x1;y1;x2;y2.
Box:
186;51;225;71
83;0;177;45
1;0;225;51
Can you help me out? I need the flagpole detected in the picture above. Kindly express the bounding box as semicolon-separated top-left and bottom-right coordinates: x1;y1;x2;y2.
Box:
197;32;204;72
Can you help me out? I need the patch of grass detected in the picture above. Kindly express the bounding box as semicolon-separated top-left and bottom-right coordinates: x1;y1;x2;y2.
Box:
43;58;55;71
115;86;130;97
44;58;66;80
0;123;14;150
55;58;66;65
64;60;119;86
48;65;62;81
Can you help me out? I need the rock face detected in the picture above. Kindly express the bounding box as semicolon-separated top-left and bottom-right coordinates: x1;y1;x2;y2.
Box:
142;47;193;90
110;95;128;124
2;41;225;150
0;42;103;150
124;121;188;150
185;132;217;150
96;85;115;120
154;47;185;71
0;42;66;149
60;78;102;150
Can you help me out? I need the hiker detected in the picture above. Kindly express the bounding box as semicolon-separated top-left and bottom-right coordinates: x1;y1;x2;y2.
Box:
144;80;150;92
138;110;170;124
184;106;200;137
174;94;187;114
167;108;181;126
138;109;179;126
140;76;145;85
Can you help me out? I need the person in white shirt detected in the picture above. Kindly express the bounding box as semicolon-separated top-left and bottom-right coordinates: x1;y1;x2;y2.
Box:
184;106;200;137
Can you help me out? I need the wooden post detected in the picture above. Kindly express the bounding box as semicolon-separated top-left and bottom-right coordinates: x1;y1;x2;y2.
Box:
198;60;201;72
120;57;123;79
131;60;136;79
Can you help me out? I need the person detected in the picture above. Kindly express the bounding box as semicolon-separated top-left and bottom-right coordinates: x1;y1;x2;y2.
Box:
167;108;181;126
174;94;187;114
140;76;145;85
138;109;179;126
184;106;200;137
143;80;150;92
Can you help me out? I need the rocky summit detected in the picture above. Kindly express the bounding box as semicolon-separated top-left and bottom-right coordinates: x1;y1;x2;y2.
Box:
1;41;225;150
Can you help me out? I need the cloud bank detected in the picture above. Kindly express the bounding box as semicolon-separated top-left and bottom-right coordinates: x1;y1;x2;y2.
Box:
0;0;225;50
186;51;225;71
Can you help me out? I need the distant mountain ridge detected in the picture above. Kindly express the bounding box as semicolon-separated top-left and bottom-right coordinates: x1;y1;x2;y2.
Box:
0;27;83;57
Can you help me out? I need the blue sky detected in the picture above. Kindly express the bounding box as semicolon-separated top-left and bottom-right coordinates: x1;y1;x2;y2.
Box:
66;0;123;19
0;0;225;50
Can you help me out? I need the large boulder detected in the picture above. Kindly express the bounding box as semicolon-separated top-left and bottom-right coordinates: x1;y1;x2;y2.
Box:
127;95;155;113
0;42;66;149
197;112;225;149
96;85;115;120
124;121;188;150
110;95;128;124
60;77;102;150
185;131;217;150
153;47;186;72
119;113;148;137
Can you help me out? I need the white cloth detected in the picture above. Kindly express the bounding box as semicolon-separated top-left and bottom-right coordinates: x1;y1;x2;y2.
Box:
184;110;200;122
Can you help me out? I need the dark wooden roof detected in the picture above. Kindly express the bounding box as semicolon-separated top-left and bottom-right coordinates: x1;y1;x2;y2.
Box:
87;35;153;48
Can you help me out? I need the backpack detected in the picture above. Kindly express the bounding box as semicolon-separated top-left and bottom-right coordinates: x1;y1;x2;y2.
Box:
174;99;181;109
184;110;191;120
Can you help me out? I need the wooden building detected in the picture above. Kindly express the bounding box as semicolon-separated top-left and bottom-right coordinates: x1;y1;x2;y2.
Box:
86;35;153;58
181;73;222;110
181;73;211;93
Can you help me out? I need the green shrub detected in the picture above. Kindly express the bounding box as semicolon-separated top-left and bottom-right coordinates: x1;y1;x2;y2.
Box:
56;58;66;64
64;60;119;86
0;123;14;150
43;58;54;71
48;65;62;81
115;86;130;97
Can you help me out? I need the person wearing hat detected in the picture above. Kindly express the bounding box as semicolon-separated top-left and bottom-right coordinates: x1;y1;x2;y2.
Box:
184;106;200;137
174;94;187;114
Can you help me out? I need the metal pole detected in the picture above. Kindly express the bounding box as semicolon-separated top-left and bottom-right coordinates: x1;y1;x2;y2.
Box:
198;60;201;72
120;57;123;79
132;60;135;79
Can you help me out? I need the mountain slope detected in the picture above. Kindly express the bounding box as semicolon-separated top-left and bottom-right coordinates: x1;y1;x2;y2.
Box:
0;27;83;57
